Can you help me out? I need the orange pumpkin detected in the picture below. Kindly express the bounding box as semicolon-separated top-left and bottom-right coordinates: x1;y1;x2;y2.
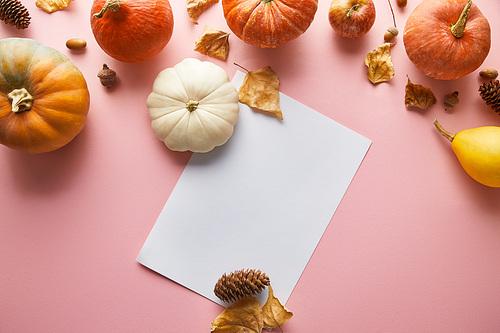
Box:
90;0;174;63
222;0;318;48
0;38;90;153
403;0;490;80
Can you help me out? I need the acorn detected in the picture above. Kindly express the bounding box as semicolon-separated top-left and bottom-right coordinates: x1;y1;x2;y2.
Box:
479;68;498;80
444;91;459;111
396;0;407;8
66;38;87;50
384;26;399;42
97;64;116;88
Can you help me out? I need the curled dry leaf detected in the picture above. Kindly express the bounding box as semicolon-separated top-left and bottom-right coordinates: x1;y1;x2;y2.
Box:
210;296;263;333
35;0;71;13
194;26;230;60
365;43;394;84
187;0;219;24
238;65;283;120
262;286;293;329
404;76;437;109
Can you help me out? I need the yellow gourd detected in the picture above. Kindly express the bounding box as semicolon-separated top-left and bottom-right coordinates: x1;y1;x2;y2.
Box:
434;119;500;188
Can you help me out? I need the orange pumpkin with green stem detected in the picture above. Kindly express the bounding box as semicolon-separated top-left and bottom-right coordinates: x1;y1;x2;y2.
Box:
90;0;174;63
222;0;318;48
0;38;90;153
403;0;490;80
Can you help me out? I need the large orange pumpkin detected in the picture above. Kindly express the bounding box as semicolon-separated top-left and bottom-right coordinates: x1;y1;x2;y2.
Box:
222;0;318;48
0;38;90;153
90;0;174;63
403;0;490;80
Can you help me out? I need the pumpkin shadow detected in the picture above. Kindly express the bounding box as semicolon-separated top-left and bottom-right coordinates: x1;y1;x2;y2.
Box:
151;138;193;167
6;126;90;194
330;32;371;56
109;50;174;93
460;176;500;216
0;25;31;39
231;37;312;78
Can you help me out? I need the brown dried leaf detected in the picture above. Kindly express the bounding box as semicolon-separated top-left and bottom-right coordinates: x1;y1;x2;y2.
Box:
365;43;394;84
405;77;437;109
262;285;293;329
187;0;219;24
194;26;230;60
210;296;263;333
238;66;283;120
35;0;71;13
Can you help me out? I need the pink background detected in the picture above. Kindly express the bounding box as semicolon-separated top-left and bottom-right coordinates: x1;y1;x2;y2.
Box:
1;0;500;332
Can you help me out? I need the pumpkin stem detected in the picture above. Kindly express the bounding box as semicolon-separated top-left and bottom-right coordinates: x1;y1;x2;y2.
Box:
346;4;360;18
7;88;33;113
450;0;472;38
433;119;456;142
186;99;199;112
93;0;121;19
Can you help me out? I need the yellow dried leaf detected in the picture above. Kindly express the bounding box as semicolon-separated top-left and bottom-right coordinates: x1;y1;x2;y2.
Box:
404;76;437;109
35;0;71;13
262;286;293;329
238;66;283;120
187;0;219;24
194;26;230;60
365;43;394;84
210;296;263;333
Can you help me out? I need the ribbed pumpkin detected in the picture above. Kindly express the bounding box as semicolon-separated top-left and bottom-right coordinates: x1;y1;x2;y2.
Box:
403;0;490;80
222;0;318;48
90;0;174;63
0;38;90;153
146;58;239;153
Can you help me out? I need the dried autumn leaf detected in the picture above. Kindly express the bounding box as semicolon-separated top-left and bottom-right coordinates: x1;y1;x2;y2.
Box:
35;0;71;13
365;43;394;84
262;285;293;329
211;296;263;333
404;77;437;109
238;66;283;120
187;0;218;24
194;26;230;60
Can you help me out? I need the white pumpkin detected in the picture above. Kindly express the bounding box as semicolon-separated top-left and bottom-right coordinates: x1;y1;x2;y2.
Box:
147;58;239;153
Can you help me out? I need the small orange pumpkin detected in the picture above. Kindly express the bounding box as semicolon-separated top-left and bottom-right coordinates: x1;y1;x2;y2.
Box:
222;0;318;48
403;0;490;80
90;0;174;63
0;38;90;153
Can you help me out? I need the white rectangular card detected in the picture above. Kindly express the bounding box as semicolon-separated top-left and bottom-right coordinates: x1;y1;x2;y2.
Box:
137;71;371;305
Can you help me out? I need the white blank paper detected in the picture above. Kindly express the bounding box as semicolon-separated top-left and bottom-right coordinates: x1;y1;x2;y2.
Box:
137;71;372;305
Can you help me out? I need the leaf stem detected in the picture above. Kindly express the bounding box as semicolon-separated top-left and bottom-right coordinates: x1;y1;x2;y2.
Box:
234;63;250;73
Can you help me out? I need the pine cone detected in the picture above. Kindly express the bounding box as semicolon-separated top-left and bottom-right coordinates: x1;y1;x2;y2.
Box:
479;79;500;115
214;269;270;303
0;0;30;30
